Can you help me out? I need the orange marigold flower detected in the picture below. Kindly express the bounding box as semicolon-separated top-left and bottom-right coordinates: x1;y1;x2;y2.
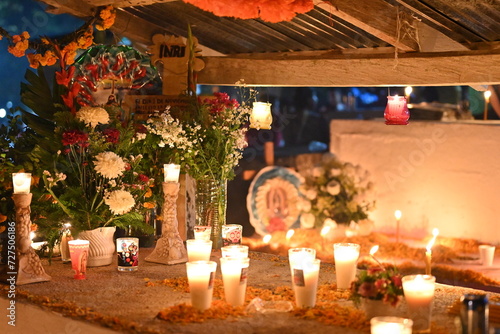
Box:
96;5;116;30
21;31;30;39
0;214;7;223
41;37;50;44
143;202;156;209
26;52;41;68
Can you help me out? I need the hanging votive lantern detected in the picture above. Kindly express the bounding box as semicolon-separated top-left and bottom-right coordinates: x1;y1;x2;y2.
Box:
384;95;410;125
250;102;272;130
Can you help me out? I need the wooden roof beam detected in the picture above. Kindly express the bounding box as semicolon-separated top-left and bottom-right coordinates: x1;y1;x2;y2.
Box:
198;51;500;87
315;0;419;52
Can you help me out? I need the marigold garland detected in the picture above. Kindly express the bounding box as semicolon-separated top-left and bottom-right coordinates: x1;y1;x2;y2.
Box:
182;0;314;23
0;5;116;68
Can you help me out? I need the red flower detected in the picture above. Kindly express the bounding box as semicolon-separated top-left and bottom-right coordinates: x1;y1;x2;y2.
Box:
138;174;149;183
391;274;402;288
357;282;377;298
199;92;239;115
134;124;147;134
367;267;383;275
374;278;387;291
62;130;89;146
103;128;120;144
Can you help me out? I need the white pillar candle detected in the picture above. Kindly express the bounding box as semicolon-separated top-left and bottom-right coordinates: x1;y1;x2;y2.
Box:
186;261;217;311
333;243;360;290
220;257;250;307
221;245;249;258
402;275;435;332
163;164;180;182
288;248;316;273
371;316;413;334
291;258;320;308
186;239;212;262
12;173;31;193
479;245;495;267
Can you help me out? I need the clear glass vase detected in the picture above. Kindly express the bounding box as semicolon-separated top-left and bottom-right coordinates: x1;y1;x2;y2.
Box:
195;178;227;249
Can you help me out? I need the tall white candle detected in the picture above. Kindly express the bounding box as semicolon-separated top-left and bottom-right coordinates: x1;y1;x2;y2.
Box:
220;257;250;306
186;239;212;262
402;275;435;332
12;173;31;194
163;164;180;182
186;261;217;311
288;248;316;276
333;243;360;289
291;258;320;308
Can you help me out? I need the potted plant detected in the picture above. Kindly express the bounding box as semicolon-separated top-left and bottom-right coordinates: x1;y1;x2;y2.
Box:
349;266;404;319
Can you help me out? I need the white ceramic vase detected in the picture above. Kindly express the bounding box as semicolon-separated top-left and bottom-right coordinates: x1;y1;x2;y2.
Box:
78;226;116;267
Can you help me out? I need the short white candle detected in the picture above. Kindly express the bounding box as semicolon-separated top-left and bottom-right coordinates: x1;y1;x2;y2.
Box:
220;257;250;306
186;239;212;262
186;261;217;311
291;258;320;308
221;245;249;258
402;275;435;332
333;243;360;289
479;245;496;266
371;316;413;334
163;164;180;182
12;173;31;194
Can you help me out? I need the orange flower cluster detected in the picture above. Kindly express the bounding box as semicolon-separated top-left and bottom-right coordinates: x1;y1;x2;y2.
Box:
61;27;94;66
7;31;30;57
96;5;116;31
183;0;314;23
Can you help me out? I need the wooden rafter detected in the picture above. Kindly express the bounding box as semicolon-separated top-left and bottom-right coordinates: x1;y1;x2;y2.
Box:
315;0;419;52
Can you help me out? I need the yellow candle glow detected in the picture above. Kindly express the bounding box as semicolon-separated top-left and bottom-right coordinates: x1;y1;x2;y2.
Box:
320;225;331;238
425;228;439;275
12;173;31;194
484;90;492;103
262;234;272;244
286;229;295;242
163;164;180;182
394;210;402;243
404;86;413;104
186;239;212;262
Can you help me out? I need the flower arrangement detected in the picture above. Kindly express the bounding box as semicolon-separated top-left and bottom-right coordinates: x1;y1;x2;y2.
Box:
40;105;156;233
297;152;375;229
350;266;404;307
146;89;252;181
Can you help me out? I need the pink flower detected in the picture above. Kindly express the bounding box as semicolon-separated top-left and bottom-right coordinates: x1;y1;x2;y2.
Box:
357;282;377;298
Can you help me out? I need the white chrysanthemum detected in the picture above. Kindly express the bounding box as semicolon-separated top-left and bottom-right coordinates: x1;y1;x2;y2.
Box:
304;189;317;200
323;218;338;229
300;213;315;229
76;107;109;128
94;151;126;179
329;168;342;177
326;180;341;196
104;189;135;215
312;166;324;178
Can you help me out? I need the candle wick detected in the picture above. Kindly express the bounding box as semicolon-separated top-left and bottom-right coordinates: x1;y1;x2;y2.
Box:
370;254;386;271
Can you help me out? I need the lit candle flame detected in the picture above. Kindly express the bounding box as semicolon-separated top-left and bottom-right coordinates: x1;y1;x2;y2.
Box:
426;228;439;252
484;90;492;103
30;231;35;241
63;222;72;229
394;210;402;220
286;229;295;241
263;234;272;244
405;86;413;97
320;225;331;237
370;245;379;256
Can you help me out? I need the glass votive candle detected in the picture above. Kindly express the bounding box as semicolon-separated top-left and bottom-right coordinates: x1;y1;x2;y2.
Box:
194;225;212;241
371;316;413;334
220;257;250;306
186;261;217;311
479;245;495;267
333;243;360;290
68;240;90;280
291;258;321;308
402;275;436;333
12;172;31;193
117;237;139;272
186;239;212;262
288;248;316;275
221;245;249;258
222;224;243;246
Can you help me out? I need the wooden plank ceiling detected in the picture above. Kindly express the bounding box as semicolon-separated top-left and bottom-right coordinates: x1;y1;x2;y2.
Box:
41;0;500;87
